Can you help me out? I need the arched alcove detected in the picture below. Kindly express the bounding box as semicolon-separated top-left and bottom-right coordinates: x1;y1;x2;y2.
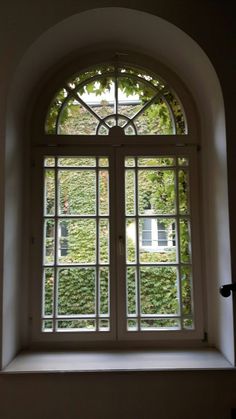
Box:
2;8;234;368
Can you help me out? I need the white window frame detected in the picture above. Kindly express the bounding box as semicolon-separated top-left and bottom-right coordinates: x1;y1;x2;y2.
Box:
30;140;203;344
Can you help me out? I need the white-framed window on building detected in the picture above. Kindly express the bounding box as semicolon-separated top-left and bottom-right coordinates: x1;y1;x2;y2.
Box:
31;60;203;343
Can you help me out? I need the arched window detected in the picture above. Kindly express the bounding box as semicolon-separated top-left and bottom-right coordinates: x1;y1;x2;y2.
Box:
45;63;187;136
31;59;203;343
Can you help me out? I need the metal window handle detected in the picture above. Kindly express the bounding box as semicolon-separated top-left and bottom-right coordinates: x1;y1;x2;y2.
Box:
219;283;236;298
118;235;124;256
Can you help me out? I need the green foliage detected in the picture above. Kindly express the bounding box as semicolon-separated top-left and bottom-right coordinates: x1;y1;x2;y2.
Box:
43;156;192;331
45;64;186;135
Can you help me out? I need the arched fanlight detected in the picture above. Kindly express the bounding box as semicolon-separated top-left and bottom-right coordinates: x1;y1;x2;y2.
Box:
45;63;187;136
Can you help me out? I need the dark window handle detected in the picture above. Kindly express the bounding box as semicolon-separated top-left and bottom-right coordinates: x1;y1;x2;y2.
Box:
220;283;236;297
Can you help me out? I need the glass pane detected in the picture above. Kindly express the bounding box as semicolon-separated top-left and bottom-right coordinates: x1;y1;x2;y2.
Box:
179;170;190;214
57;268;96;315
164;91;187;134
118;76;155;111
44;157;55;167
183;318;194;330
126;267;137;315
58;170;96;215
99;157;109;167
97;124;109;135
58;219;96;264
140;318;180;330
140;266;179;315
99;219;109;264
125;170;136;216
78;78;115;119
44;170;55;216
178;157;189;166
42;320;53;332
99;267;109;316
57;319;96;331
134;101;173;135
99;170;109;215
43;268;54;316
125;157;135;167
45;88;68;134
124;125;136;135
138;157;175;167
44;219;55;265
181;266;193;315
99;319;110;331
138;170;176;215
58;157;96;167
139;218;177;263
58;99;98;135
179;219;191;263
127;319;138;331
126;219;137;263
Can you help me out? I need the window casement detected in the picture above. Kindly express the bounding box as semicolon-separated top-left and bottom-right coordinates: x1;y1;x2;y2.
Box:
31;61;203;344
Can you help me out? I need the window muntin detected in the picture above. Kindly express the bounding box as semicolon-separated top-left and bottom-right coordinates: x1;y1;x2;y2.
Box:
45;64;187;136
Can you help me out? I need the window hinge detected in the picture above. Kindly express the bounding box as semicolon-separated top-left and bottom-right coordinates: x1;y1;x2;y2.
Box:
202;331;208;343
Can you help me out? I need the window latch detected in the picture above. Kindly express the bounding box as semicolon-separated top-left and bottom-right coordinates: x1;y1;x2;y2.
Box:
219;283;236;297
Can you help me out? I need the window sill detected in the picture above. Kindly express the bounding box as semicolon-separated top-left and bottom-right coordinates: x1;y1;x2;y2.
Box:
2;348;233;373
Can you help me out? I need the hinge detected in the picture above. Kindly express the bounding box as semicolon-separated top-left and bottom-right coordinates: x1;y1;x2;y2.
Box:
202;331;208;343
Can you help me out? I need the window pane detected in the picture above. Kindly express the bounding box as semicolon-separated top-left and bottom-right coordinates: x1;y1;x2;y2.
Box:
99;267;109;316
44;170;55;216
127;319;138;331
125;170;136;216
57;268;96;315
57;320;96;332
179;219;191;263
43;268;54;317
140;266;179;315
42;320;53;332
137;157;175;167
99;219;109;264
99;319;110;331
179;169;190;214
58;219;96;264
45;88;68;134
126;267;137;316
58;157;96;167
99;170;109;215
138;170;176;215
134;101;173;135
139;218;177;263
58;99;98;135
98;157;109;167
126;219;137;263
140;318;180;330
181;266;193;315
44;219;55;265
58;170;96;215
